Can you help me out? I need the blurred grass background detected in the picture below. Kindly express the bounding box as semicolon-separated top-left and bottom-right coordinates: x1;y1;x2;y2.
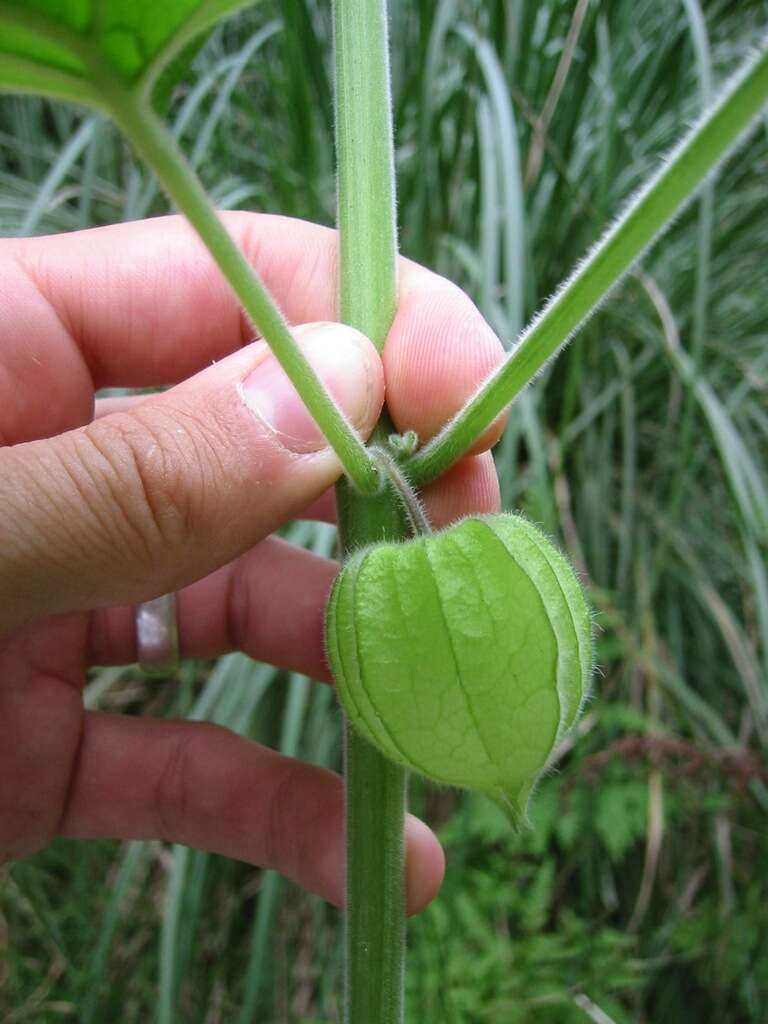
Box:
1;0;767;1021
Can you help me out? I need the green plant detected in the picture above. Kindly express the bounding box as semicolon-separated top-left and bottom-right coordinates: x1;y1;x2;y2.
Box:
1;2;768;1024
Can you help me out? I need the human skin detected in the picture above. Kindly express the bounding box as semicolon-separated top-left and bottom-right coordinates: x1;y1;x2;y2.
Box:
0;212;505;913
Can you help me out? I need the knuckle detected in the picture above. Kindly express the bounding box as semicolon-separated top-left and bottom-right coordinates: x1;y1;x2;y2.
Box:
264;759;305;872
264;760;342;887
153;728;195;841
0;678;83;862
225;562;256;655
69;425;160;567
79;409;224;567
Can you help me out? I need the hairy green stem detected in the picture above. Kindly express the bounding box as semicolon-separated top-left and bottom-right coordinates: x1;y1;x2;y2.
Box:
334;0;398;347
407;39;768;486
337;488;409;1024
100;83;380;496
333;0;408;1020
371;447;433;536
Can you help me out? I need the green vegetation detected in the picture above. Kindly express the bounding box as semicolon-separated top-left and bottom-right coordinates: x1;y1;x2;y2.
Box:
1;1;767;1021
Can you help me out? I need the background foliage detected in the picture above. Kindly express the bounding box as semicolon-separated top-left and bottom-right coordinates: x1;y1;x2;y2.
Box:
1;1;767;1021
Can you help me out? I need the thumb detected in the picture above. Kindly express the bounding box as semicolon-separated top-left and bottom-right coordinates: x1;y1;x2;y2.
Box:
0;323;383;633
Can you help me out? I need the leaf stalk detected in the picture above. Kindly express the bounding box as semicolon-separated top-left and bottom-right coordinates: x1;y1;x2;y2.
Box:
101;84;380;495
407;39;768;486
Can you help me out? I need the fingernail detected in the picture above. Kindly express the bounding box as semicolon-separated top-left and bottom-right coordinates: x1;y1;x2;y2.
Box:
240;324;374;453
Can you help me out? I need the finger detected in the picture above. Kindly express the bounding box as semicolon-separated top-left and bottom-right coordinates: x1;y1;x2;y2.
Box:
58;712;445;913
298;487;338;524
420;451;501;527
0;324;383;635
88;456;501;675
6;214;343;393
5;216;505;459
93;394;150;419
384;269;507;451
0;615;84;861
88;537;338;679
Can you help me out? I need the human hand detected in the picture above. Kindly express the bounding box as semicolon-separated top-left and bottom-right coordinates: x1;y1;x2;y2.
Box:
0;213;504;912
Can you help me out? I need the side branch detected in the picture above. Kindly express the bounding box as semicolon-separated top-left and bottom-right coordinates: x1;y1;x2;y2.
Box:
407;40;768;486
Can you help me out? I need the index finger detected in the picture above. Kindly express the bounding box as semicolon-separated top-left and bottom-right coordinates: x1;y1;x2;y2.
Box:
8;212;505;448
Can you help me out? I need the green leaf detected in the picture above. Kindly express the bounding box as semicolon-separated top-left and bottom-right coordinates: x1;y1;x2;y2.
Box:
325;514;594;825
0;0;257;111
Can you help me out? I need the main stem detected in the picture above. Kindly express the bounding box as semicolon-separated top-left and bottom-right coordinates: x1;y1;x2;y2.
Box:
101;83;379;496
333;1;409;1021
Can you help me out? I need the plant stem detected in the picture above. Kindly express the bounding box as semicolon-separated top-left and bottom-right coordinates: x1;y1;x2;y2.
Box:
334;0;398;348
101;85;380;496
407;38;768;487
333;1;409;1020
371;447;433;536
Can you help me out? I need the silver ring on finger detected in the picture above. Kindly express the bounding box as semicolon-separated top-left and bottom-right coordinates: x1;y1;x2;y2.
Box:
136;593;180;676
